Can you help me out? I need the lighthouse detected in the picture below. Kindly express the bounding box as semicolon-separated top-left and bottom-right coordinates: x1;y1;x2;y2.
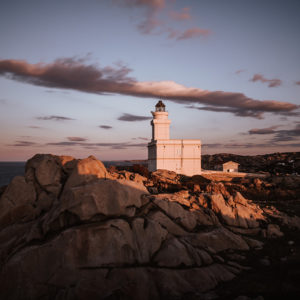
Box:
151;100;171;140
148;100;202;176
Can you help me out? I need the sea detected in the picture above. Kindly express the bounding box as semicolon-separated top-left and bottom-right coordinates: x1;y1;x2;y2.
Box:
0;160;140;187
0;162;26;187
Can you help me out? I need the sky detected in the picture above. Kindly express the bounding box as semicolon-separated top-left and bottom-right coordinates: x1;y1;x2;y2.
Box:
0;0;299;161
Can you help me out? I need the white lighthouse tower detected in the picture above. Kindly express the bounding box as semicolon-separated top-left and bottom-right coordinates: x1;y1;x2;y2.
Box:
148;100;202;176
151;100;171;140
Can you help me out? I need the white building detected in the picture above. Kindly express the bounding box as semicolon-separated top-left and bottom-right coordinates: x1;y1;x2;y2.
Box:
222;161;239;172
148;100;201;176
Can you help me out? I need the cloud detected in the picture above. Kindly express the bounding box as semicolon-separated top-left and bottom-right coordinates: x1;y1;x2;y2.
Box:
250;74;282;88
235;69;245;75
206;124;300;147
248;126;279;135
272;124;300;142
124;142;147;147
118;0;210;40
176;27;211;40
295;81;300;85
137;16;163;34
67;137;87;141
0;99;7;104
203;141;300;149
203;142;275;149
9;141;37;147
132;137;149;141
187;105;265;119
247;124;300;142
45;89;69;94
202;143;223;148
28;125;43;129
99;125;113;129
36;115;75;121
120;0;165;34
46;140;147;149
0;58;298;119
0;57;134;91
122;0;165;10
169;7;191;21
118;113;152;122
167;27;211;40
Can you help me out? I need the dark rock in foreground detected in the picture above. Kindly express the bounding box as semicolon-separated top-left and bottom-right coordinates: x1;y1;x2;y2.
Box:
0;154;299;299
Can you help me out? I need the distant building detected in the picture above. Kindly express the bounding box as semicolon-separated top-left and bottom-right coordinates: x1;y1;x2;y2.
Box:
222;161;239;172
148;100;201;176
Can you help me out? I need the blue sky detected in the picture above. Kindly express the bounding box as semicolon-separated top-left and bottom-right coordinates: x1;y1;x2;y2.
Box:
0;0;299;161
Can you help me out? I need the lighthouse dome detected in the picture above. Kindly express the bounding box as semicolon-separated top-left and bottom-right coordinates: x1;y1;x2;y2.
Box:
155;100;166;112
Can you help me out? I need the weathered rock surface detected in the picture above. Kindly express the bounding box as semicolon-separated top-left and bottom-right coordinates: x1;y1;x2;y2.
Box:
0;176;37;227
25;154;64;196
64;155;110;189
150;169;182;192
50;178;148;223
0;154;299;299
110;169;148;185
209;192;265;229
263;206;300;230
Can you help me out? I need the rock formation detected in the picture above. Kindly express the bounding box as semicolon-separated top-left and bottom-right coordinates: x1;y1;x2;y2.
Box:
0;154;299;299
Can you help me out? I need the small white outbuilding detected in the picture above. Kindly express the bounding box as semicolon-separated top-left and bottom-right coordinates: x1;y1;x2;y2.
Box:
147;100;201;176
222;161;239;172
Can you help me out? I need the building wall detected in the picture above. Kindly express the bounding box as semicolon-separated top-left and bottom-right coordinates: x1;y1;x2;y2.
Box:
147;143;157;171
152;120;170;140
148;139;201;176
223;163;239;172
151;112;171;140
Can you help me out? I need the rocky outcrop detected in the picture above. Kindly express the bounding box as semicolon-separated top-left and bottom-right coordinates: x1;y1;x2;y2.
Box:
109;169;147;185
64;155;110;188
25;154;65;197
149;169;182;192
209;192;265;229
0;176;36;227
200;173;300;202
0;154;299;299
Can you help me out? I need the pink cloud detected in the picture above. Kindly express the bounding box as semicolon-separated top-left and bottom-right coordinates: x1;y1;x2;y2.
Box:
137;16;163;34
167;27;211;41
123;0;165;10
121;0;165;35
235;69;246;75
176;27;211;40
0;58;298;119
250;73;282;88
295;81;300;85
248;126;279;135
169;7;191;21
67;137;88;141
118;1;211;40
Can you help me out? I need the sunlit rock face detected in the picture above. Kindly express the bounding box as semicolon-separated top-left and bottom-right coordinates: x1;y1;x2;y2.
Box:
0;154;299;299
